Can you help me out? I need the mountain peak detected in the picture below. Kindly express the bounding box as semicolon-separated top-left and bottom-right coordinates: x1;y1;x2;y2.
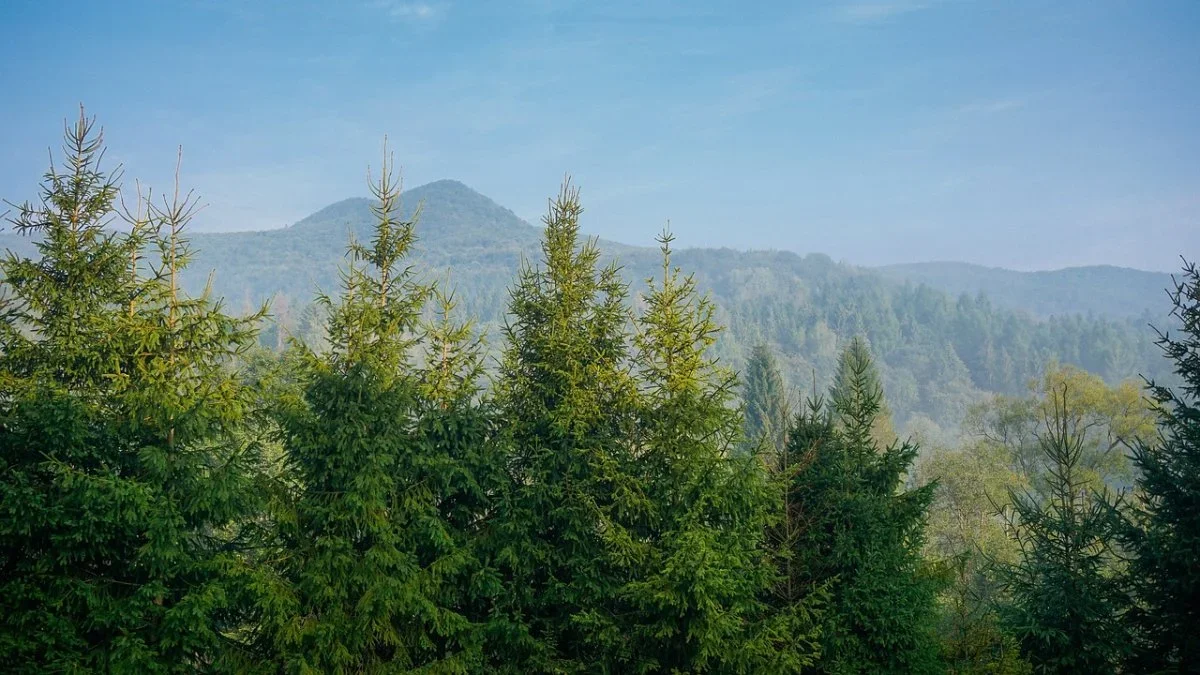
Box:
286;179;540;249
414;178;475;192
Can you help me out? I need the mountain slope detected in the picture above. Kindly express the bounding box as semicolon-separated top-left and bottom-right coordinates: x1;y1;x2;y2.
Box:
172;179;548;317
0;180;1174;435
876;261;1171;320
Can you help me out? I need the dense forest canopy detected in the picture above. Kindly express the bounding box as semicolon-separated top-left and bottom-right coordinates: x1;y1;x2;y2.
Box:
876;261;1174;320
1;114;1197;673
2;178;1171;438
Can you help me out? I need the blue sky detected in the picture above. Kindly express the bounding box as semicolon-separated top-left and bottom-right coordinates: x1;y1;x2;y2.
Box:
1;0;1197;271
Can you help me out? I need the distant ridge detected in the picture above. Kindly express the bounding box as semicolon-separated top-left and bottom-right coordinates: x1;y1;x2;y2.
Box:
0;179;1171;321
288;180;535;240
875;261;1171;319
0;178;1176;433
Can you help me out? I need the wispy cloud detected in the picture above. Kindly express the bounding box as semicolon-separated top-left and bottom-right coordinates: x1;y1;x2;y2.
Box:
669;67;803;133
369;0;446;22
716;68;800;118
837;1;936;24
934;174;969;192
954;98;1026;115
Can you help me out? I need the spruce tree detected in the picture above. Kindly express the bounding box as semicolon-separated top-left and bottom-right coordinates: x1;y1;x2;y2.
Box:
743;342;791;455
488;181;639;671
829;336;896;447
1114;259;1200;673
618;232;819;672
414;286;506;658
767;394;834;623
996;384;1130;673
0;112;266;671
778;341;942;674
257;148;482;671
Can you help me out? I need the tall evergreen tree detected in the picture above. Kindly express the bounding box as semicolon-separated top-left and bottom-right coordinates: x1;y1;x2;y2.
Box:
829;335;896;447
488;181;640;671
257;148;482;671
767;394;834;620
777;341;942;674
996;384;1130;673
0;112;266;671
743;343;791;455
414;285;507;660
617;231;819;672
1114;259;1200;673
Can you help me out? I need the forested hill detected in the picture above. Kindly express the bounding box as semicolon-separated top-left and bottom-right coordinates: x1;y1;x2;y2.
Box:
0;179;1172;435
876;260;1173;320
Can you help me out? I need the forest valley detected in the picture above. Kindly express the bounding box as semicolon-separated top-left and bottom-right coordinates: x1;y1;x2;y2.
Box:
1;113;1198;673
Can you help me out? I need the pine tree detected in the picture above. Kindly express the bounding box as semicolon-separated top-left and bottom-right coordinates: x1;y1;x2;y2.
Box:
829;336;896;447
0;112;266;671
617;231;820;672
996;384;1130;673
414;285;506;658
743;343;791;455
767;394;833;617
487;181;639;671
419;286;486;406
257;146;482;671
778;341;942;674
1114;259;1200;673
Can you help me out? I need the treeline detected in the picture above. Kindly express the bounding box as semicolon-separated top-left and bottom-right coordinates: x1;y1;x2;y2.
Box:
1;116;1197;673
124;181;1171;437
713;264;1167;438
265;244;1169;442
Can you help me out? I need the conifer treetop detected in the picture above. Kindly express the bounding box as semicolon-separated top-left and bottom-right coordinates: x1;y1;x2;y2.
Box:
321;139;429;375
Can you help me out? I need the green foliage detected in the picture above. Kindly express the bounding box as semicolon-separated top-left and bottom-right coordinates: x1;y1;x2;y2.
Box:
877;260;1172;321
995;385;1131;673
922;361;1155;674
615;232;819;672
936;603;1031;675
916;444;1029;675
3;111;1191;675
830;336;897;447
766;396;833;617
0;180;1167;433
920;443;1023;579
742;343;792;455
1113;259;1200;673
486;181;640;671
965;364;1153;495
714;262;1165;431
0;112;266;671
255;148;484;672
775;343;943;674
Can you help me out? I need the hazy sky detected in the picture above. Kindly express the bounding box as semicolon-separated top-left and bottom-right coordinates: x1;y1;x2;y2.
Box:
1;0;1197;271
